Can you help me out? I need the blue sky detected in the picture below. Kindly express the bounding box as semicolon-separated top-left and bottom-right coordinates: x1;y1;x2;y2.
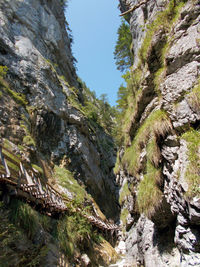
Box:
65;0;124;106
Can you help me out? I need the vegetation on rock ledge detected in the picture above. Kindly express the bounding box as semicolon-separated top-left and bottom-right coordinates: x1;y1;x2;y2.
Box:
115;0;190;221
182;129;200;198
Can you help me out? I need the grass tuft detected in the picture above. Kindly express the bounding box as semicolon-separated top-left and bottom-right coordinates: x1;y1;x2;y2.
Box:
122;110;172;176
57;213;95;257
121;110;171;219
146;136;161;168
139;0;187;64
182;129;200;198
137;163;163;217
55;165;88;203
0;201;49;267
9;200;41;239
187;80;200;113
0;77;27;106
113;151;121;175
119;181;131;205
120;208;129;227
0;65;27;106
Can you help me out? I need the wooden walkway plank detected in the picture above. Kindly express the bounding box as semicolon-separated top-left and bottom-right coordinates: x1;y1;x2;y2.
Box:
0;144;119;233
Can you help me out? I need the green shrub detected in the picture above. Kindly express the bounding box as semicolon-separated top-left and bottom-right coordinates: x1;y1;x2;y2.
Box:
23;135;36;146
9;200;40;239
57;213;93;256
0;201;49;266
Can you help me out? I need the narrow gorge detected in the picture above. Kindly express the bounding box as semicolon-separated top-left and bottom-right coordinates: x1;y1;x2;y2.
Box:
0;0;200;266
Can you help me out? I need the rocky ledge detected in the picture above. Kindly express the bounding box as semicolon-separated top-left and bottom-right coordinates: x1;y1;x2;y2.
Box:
116;0;200;266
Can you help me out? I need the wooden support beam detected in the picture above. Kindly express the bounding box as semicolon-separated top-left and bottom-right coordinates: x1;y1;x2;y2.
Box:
1;145;20;159
0;176;17;186
7;184;37;202
0;147;11;177
120;0;151;16
0;145;119;232
2;153;20;169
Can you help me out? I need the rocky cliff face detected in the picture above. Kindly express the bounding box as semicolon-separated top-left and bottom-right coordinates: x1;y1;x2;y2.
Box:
1;0;200;266
0;1;120;265
0;0;119;219
117;0;200;266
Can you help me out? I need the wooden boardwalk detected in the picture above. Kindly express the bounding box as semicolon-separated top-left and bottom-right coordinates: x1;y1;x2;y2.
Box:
0;143;119;233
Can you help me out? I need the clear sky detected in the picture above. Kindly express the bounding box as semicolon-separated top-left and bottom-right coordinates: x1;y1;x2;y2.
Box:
65;0;124;106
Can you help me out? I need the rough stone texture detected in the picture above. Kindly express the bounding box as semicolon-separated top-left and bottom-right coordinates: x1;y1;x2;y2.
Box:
162;137;200;265
125;216;180;267
119;0;168;66
0;0;120;266
80;254;91;267
0;0;119;220
118;0;200;266
160;2;200;131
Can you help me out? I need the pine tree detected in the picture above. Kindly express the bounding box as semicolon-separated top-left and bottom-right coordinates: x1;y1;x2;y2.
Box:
114;19;133;72
116;84;129;112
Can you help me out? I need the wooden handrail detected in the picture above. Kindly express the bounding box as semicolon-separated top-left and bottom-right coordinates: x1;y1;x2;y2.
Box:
0;143;119;232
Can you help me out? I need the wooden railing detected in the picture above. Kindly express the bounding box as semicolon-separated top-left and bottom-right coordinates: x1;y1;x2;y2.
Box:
0;143;119;233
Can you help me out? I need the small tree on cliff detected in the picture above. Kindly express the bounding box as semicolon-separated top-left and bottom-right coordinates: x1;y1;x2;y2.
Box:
61;0;69;9
114;19;133;72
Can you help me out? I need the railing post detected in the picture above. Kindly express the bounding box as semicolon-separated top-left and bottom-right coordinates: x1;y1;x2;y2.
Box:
0;146;11;177
17;169;22;189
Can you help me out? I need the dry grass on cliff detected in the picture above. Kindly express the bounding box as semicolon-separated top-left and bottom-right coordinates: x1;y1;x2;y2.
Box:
187;80;200;114
121;69;143;146
136;161;163;217
119;0;185;147
146;136;161;169
122;109;172;177
120;207;129;226
182;129;200;198
0;201;49;267
137;175;163;217
55;165;88;203
0;65;27;106
121;110;172;218
119;181;131;205
139;0;187;65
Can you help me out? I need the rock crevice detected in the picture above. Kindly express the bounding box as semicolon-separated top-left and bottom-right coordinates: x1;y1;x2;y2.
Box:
117;0;200;266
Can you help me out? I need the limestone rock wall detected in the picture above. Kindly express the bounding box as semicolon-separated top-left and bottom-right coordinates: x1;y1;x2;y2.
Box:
117;0;200;266
0;0;119;219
